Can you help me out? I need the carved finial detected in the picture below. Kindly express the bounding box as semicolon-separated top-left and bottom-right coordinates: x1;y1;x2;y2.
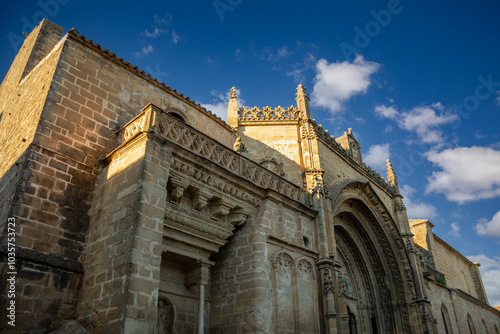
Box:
228;87;239;128
296;84;311;119
348;128;353;135
386;159;399;190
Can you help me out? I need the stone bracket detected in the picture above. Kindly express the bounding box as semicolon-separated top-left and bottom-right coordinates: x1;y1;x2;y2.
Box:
169;173;189;204
193;188;212;211
227;208;250;226
208;199;235;220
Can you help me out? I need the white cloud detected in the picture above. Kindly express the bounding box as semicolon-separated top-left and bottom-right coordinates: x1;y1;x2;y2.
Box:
374;104;458;144
375;105;398;119
475;211;500;239
143;27;168;38
133;44;154;57
200;88;246;122
447;222;461;239
426;146;500;203
399;106;457;144
467;254;500;307
311;55;381;114
400;184;438;219
172;31;180;44
363;143;390;171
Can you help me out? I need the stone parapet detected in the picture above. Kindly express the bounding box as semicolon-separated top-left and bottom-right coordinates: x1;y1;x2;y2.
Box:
115;104;304;203
239;105;301;123
303;119;397;196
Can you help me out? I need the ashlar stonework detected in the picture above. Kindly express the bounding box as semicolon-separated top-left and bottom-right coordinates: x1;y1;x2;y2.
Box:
1;20;499;334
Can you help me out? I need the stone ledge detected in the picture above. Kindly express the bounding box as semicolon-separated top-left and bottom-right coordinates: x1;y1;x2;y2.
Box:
0;245;84;273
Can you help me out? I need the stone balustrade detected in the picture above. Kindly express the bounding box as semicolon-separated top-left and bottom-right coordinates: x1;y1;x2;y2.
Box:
118;104;303;202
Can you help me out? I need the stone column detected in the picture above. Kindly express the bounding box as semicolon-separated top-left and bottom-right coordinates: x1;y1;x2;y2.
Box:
198;284;205;334
186;259;214;334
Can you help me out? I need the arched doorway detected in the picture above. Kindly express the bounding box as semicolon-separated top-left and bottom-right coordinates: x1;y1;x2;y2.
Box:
329;180;415;334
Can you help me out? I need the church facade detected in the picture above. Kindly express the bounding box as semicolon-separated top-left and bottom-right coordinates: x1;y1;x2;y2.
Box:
0;19;499;333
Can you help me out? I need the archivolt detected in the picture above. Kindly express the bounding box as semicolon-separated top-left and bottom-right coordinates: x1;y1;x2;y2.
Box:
329;179;414;333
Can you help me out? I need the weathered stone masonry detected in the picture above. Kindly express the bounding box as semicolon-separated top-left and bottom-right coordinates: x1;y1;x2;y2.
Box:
1;20;499;334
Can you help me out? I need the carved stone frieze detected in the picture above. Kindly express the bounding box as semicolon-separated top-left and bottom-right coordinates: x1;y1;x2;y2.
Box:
260;158;285;176
117;105;303;203
164;210;232;240
239;105;300;122
122;114;146;142
171;159;261;208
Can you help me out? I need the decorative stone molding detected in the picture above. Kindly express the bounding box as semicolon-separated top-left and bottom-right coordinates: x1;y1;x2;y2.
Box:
171;159;262;208
208;200;234;220
168;173;189;204
123;114;147;141
117;104;302;203
164;211;232;240
227;209;249;226
193;188;211;211
302;119;397;196
239;105;300;122
185;259;214;287
323;268;335;295
242;159;300;201
260;158;285;176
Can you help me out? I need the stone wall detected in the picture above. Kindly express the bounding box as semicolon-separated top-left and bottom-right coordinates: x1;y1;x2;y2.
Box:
0;19;240;332
0;20;63;234
78;133;170;333
210;190;317;333
425;279;500;334
240;123;304;186
432;235;483;300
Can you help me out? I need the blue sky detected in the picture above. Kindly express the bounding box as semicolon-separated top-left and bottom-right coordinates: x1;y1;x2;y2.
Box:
1;0;499;305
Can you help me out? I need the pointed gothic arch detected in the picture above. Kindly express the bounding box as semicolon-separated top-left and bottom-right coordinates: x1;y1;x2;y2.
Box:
440;303;452;334
328;179;416;334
